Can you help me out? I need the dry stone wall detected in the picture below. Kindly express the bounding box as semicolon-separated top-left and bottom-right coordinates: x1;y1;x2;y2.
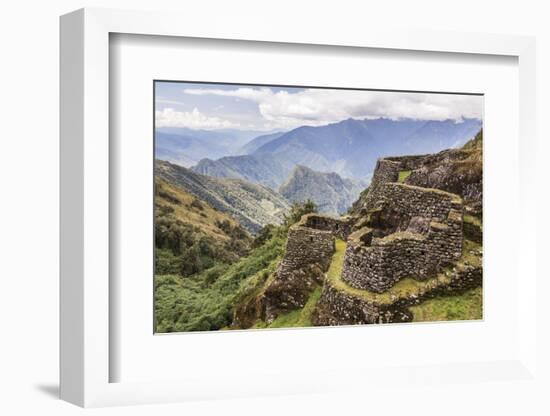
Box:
277;224;335;276
313;263;482;326
384;154;430;171
364;159;401;211
301;213;354;240
342;171;464;293
260;216;337;322
260;153;475;325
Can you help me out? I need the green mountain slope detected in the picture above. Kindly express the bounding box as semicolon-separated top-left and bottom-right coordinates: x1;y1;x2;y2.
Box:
155;177;252;276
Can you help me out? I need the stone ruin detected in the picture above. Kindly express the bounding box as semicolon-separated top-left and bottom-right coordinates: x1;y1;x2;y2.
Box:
256;155;480;325
341;177;464;293
259;214;353;322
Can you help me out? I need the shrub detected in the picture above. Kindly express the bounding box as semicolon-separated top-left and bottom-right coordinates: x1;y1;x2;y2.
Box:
190;198;204;210
157;189;181;205
283;199;317;228
154;226;287;332
252;224;275;248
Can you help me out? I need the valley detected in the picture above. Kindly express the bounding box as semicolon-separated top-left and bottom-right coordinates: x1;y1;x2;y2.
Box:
154;127;483;332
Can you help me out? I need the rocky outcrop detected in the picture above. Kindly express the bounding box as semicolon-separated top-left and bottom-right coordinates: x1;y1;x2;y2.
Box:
353;130;483;217
395;130;483;215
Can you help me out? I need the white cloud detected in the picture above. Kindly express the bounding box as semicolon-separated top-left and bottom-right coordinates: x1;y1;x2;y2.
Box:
155;98;186;106
183;87;483;130
155;107;240;129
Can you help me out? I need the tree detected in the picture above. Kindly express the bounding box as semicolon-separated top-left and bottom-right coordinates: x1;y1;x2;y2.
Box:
180;244;203;276
283;199;317;228
252;224;275;248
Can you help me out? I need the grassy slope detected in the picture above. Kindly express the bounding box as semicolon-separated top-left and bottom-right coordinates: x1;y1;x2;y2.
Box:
156;177;241;240
410;287;482;322
155;176;252;276
155;227;286;333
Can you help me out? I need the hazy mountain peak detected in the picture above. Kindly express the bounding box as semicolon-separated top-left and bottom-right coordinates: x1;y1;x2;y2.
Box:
279;165;365;216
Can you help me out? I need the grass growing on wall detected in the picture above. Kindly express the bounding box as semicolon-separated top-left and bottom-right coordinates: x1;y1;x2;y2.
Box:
397;170;412;183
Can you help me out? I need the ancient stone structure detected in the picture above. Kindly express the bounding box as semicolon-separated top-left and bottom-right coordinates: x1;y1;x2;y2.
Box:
312;261;482;326
300;213;354;240
363;159;401;211
277;219;335;276
341;182;464;293
260;214;344;322
258;152;480;326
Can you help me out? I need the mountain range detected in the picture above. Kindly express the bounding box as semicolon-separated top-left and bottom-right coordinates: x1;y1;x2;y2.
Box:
156;117;481;225
191;153;295;189
237;131;286;154
155;127;281;167
251;117;482;180
155;159;291;233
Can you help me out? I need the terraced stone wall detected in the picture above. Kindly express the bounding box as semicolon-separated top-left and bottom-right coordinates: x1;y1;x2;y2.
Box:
301;213;353;240
341;183;463;293
259;221;335;322
364;159;401;210
313;263;482;326
384;154;429;171
278;225;335;277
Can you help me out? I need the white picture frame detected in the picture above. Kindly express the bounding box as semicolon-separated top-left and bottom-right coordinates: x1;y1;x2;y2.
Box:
60;7;538;408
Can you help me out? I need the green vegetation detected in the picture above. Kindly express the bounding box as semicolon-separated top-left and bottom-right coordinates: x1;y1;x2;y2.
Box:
155;177;251;277
410;287;482;322
253;287;322;329
154;226;287;333
326;239;346;281
326;239;482;305
154;197;321;333
463;214;482;227
283;199;317;228
398;170;412;183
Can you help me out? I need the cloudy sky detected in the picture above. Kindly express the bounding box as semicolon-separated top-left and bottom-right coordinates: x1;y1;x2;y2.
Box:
155;81;483;132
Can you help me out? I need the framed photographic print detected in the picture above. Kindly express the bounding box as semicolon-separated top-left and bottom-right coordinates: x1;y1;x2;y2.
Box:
60;7;539;408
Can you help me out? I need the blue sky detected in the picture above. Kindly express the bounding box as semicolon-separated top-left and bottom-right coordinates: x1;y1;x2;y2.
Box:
155;81;483;132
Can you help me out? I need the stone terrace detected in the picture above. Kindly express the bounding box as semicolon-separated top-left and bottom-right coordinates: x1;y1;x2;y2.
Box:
341;181;464;293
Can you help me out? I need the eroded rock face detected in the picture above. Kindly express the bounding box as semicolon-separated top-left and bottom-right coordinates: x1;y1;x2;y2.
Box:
406;160;482;212
400;132;483;216
354;130;483;216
